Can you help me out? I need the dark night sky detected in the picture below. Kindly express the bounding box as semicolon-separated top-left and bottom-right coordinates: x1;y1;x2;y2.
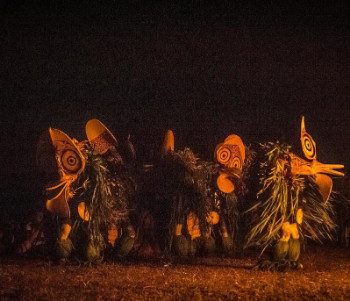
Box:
1;1;350;217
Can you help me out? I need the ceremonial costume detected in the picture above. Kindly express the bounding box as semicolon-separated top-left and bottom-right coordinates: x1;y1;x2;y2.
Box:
43;119;136;261
245;117;344;270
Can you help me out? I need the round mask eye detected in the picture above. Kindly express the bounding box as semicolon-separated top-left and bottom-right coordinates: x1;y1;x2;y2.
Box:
301;133;316;160
217;146;232;165
230;156;242;170
61;149;82;173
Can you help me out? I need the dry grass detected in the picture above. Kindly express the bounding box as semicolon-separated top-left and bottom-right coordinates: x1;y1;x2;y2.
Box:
1;246;350;300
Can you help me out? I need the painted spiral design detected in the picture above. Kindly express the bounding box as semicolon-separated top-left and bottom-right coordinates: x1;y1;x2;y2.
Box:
217;146;231;165
302;133;316;159
217;144;243;169
61;149;82;173
231;156;242;169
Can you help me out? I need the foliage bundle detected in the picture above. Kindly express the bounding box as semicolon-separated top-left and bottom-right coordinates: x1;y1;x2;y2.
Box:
245;142;336;250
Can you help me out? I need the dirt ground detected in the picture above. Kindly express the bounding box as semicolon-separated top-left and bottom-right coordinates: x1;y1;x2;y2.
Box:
1;246;350;300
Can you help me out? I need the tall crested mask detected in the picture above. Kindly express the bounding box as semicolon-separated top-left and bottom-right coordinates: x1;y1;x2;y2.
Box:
46;128;86;218
290;116;344;202
161;129;175;157
215;135;245;194
85;119;123;165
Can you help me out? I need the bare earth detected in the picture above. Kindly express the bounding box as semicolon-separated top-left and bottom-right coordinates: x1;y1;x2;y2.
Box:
1;246;350;300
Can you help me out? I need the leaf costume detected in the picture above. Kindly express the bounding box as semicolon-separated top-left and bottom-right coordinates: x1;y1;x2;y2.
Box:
245;116;344;270
44;119;136;261
199;135;244;256
135;130;212;258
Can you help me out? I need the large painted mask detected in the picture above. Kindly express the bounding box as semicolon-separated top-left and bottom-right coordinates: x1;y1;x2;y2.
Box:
214;134;245;194
290;116;344;202
46;128;86;218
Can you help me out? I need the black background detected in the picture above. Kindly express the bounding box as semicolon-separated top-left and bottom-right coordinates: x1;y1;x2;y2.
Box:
1;1;350;219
